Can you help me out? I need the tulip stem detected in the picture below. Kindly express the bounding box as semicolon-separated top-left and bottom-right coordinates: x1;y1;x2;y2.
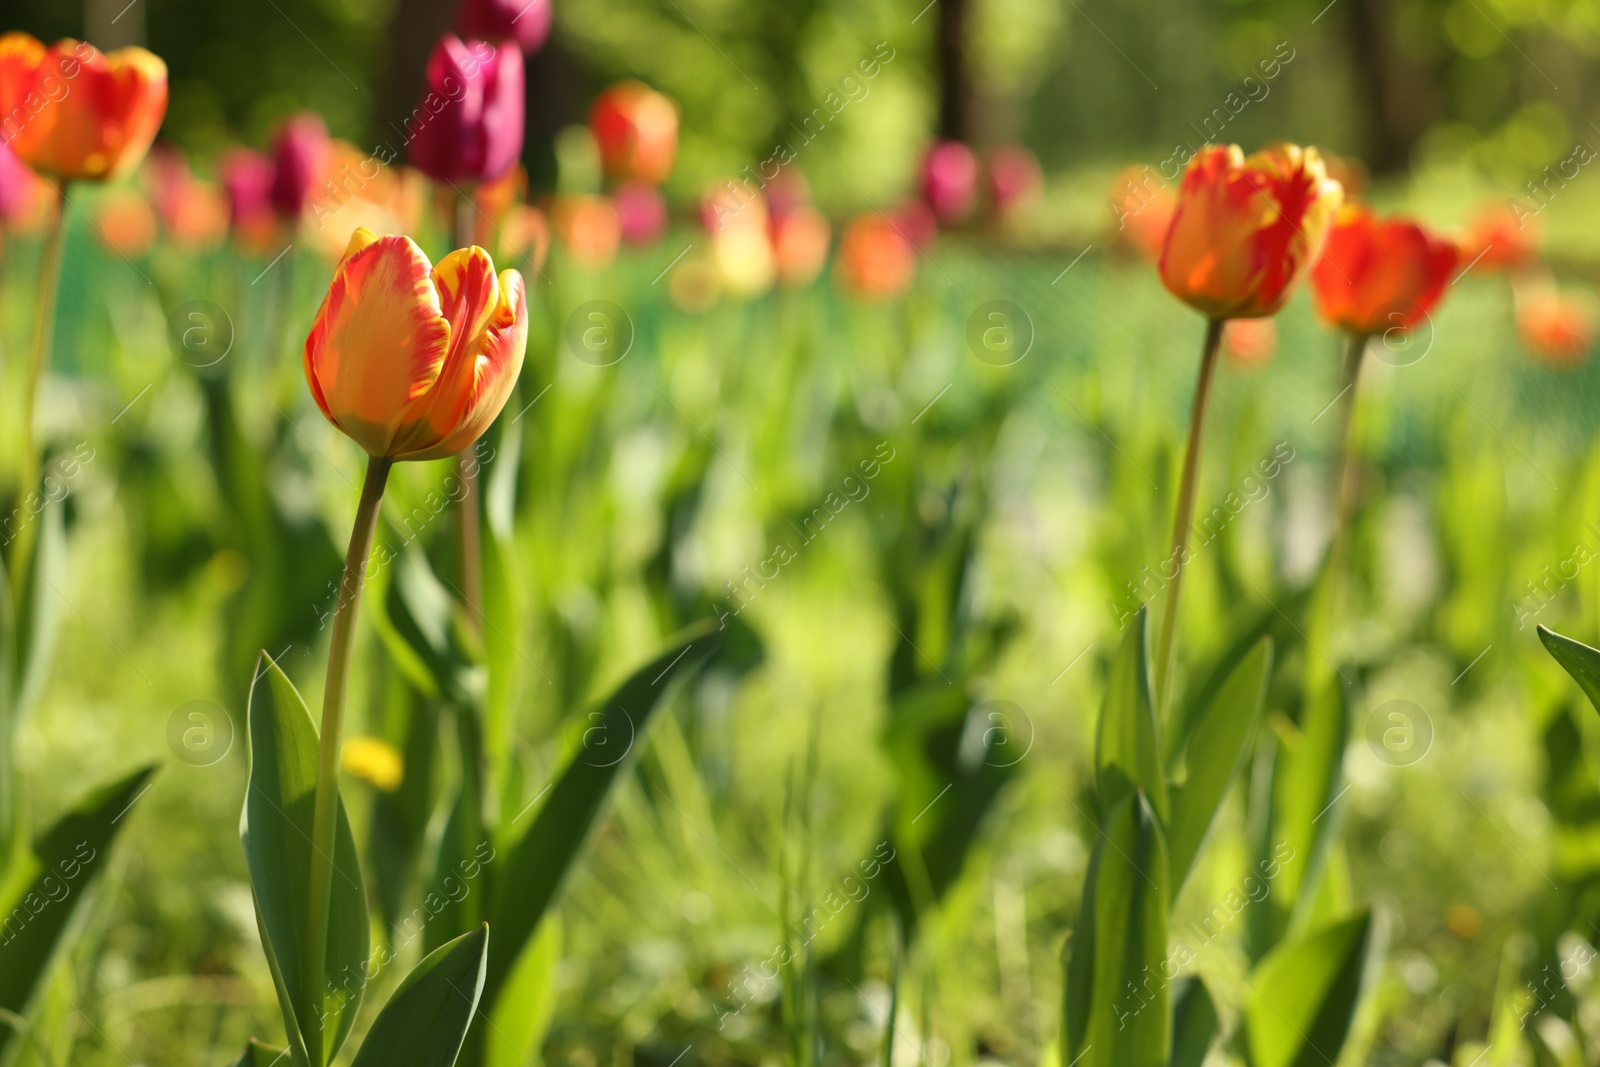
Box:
306;453;391;1049
1153;317;1225;716
453;191;485;637
1326;332;1369;613
11;181;70;602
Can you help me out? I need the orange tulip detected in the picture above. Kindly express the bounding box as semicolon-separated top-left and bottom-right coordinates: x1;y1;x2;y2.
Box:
1516;284;1595;368
836;214;916;300
1311;205;1458;335
1222;318;1277;366
1159;142;1343;319
1461;203;1540;274
0;34;167;182
304;228;527;461
589;80;678;184
94;186;156;258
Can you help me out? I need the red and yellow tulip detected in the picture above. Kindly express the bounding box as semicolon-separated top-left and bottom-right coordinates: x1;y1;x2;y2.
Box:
0;34;167;182
1159;142;1343;320
1311;204;1458;335
304;228;527;461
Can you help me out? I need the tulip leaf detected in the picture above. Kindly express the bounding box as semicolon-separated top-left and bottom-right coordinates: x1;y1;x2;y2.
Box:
1061;790;1170;1067
1167;637;1272;898
1537;626;1600;717
351;924;489;1067
1242;910;1374;1067
225;1039;290;1067
0;763;156;1063
1269;677;1348;939
485;914;560;1067
12;497;63;727
482;621;719;1007
1170;977;1219;1067
1095;607;1167;827
241;654;369;1067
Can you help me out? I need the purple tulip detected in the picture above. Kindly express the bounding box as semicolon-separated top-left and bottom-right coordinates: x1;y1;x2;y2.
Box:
0;138;35;223
271;112;331;218
406;36;525;186
458;0;552;54
219;147;275;228
615;180;666;245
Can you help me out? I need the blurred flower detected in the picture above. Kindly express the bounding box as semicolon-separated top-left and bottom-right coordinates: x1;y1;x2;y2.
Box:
0;34;167;181
893;198;938;252
95;187;157;258
1109;165;1174;262
220;147;281;253
711;197;775;298
407;36;524;186
669;252;722;312
143;145;227;251
984;144;1042;223
458;0;552;54
0;138;59;231
920;140;978;226
1222;318;1276;366
304;227;527;460
1461;203;1540;274
341;736;404;791
469;163;526;244
590;80;678;185
771;204;829;287
550;193;620;269
1320;152;1369;201
1515;281;1595;368
837;213;915;300
615;180;667;244
499;203;550;274
764;169;812;223
1311;205;1457;335
271;112;331;219
1160;142;1343;319
1444;903;1481;940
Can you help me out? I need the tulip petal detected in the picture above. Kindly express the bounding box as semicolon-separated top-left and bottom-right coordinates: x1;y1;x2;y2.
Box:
304;233;451;456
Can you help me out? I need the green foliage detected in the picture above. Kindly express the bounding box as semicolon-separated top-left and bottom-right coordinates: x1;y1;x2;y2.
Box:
350;925;489;1067
1538;626;1600;716
1242;911;1374;1067
241;656;368;1067
1094;608;1167;826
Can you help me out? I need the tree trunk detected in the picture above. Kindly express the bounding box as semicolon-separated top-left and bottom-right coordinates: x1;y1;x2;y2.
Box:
936;0;972;142
1344;0;1438;174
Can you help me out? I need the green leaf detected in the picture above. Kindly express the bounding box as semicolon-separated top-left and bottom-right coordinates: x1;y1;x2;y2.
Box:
0;764;156;1063
1538;626;1600;716
375;547;481;708
1061;791;1170;1067
1167;638;1272;898
482;622;718;1008
1095;607;1167;827
241;655;369;1067
351;924;489;1067
226;1039;291;1067
1242;911;1373;1067
484;915;560;1067
1270;679;1349;937
1170;977;1218;1067
13;498;63;726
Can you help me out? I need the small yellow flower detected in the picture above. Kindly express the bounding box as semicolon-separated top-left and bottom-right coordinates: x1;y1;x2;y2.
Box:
341;736;404;792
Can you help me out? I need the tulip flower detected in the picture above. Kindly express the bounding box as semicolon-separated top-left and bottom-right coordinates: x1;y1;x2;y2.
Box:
304;227;527;462
500;203;550;275
0;34;167;182
1160;143;1343;320
710;198;775;298
551;194;621;269
616;180;667;245
1311;205;1458;337
1150;141;1343;710
590;81;679;185
1222;318;1276;366
407;36;525;188
771;205;830;287
1517;283;1595;367
1461;203;1540;274
893;199;939;252
95;187;157;258
458;0;552;53
1109;166;1174;263
920;140;978;226
299;228;523;1043
0;138;56;231
984;144;1042;226
837;214;916;300
0;33;167;596
220;147;278;251
271;112;331;219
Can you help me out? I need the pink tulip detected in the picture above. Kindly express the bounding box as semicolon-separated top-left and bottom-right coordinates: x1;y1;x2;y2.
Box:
407;36;525;186
457;0;552;54
920;140;978;226
271;112;331;218
985;144;1041;218
220;148;274;228
615;180;666;244
0;137;46;225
